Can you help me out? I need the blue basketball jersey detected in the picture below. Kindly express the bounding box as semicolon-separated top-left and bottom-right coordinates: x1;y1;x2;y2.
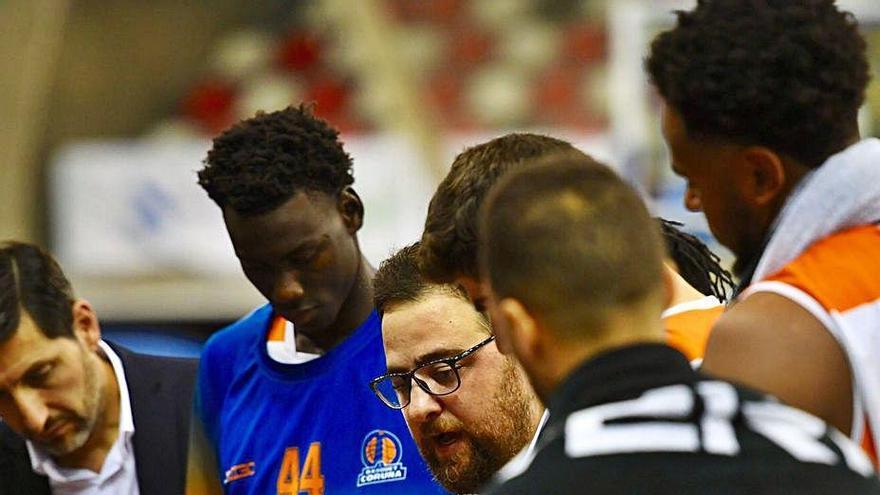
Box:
195;304;448;494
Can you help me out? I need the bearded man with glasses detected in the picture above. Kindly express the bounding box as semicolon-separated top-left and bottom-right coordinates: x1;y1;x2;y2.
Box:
371;243;543;494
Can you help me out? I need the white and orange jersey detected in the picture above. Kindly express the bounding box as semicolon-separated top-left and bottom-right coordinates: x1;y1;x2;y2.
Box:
662;296;724;362
744;224;880;466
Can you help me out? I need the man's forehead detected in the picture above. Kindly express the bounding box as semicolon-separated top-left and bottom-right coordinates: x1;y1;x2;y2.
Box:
226;207;334;260
660;102;684;143
236;232;328;260
0;318;58;386
225;191;336;232
382;293;485;363
455;276;488;302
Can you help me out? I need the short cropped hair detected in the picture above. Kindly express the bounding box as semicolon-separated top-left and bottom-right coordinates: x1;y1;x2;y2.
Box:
0;242;76;343
374;242;482;325
420;133;586;282
646;0;869;168
197;105;354;215
480;156;664;339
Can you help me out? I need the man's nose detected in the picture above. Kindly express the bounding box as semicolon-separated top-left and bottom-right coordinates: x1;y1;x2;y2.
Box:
12;389;49;436
273;271;305;304
406;384;442;424
684;186;702;212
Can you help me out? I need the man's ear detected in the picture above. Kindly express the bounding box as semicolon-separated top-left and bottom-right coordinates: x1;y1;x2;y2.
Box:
739;146;786;208
71;300;101;351
497;298;541;363
338;186;364;234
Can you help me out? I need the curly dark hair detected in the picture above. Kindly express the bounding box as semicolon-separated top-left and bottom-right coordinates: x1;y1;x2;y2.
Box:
0;241;76;344
420;133;586;282
659;219;735;303
198;105;354;215
646;0;869;168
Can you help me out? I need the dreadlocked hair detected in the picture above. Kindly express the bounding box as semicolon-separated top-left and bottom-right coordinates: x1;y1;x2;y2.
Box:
197;104;354;215
659;218;735;303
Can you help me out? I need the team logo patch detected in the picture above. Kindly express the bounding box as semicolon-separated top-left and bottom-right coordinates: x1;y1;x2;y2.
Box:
224;461;256;484
356;429;408;487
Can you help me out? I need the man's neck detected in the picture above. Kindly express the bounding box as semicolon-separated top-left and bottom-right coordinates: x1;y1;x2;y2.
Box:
55;354;120;473
540;307;666;403
732;159;814;286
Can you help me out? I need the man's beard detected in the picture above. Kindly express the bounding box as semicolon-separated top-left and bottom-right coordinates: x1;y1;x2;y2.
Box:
417;359;536;494
39;348;103;457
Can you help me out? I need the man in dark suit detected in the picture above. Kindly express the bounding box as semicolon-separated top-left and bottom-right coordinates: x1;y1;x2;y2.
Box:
0;241;197;495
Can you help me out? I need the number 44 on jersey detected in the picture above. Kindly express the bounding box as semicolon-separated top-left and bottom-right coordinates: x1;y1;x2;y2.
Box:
277;442;324;495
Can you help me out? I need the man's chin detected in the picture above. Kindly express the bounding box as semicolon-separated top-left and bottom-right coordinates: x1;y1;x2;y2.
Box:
277;307;335;334
38;428;91;457
424;443;490;494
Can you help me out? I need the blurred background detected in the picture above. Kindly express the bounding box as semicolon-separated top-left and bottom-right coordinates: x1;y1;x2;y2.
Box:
2;0;880;355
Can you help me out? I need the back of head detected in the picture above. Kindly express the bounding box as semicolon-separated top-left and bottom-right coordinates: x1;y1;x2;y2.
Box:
480;155;665;340
646;0;868;168
0;242;75;344
197;104;355;215
420;133;586;282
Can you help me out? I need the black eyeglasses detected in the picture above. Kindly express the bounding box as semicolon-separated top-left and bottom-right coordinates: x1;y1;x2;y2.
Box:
370;335;495;410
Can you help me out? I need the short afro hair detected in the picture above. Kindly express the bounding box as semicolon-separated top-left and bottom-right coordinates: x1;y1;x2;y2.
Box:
198;105;354;215
420;133;586;282
646;0;869;168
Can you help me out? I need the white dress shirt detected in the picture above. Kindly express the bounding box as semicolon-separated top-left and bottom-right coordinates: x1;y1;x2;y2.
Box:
493;409;550;483
26;341;140;495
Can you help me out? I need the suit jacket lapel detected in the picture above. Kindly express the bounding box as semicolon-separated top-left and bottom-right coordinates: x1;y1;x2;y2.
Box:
0;424;50;495
107;342;196;495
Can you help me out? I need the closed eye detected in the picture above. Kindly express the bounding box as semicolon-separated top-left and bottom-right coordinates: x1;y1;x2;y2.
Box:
23;363;53;387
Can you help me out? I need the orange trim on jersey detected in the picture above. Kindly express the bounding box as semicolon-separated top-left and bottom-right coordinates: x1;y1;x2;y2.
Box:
863;420;878;467
768;225;880;312
267;316;286;342
662;306;723;361
763;224;880;466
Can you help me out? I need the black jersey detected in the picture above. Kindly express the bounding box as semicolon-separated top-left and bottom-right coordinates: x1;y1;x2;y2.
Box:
484;344;880;495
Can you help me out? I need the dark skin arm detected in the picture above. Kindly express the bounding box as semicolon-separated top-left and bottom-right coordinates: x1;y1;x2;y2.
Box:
701;291;853;435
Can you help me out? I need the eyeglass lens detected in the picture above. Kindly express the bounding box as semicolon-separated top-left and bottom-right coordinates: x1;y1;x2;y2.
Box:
374;361;461;408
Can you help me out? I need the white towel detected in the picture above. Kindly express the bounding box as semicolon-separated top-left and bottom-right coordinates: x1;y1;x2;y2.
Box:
752;138;880;282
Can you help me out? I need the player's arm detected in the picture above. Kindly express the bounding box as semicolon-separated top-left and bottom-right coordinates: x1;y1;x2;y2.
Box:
185;411;223;495
700;291;854;434
185;355;224;495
